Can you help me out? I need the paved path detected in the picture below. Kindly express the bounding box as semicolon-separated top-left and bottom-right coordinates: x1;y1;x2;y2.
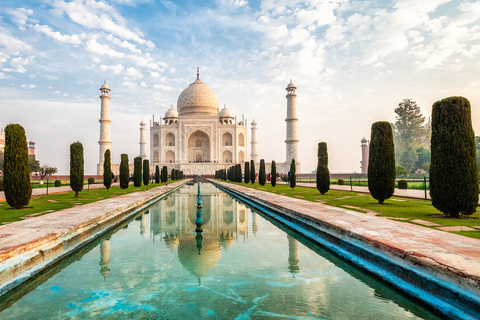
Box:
212;180;480;317
0;182;122;201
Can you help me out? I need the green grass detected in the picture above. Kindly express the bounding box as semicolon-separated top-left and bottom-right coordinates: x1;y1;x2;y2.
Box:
0;181;178;224
221;181;480;239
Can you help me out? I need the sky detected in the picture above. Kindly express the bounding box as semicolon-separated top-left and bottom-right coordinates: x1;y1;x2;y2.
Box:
1;0;479;174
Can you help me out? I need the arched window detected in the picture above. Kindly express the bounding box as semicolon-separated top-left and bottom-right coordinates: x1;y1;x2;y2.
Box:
222;132;232;146
196;140;202;147
196;154;202;162
238;151;244;163
165;133;175;146
153;134;159;147
238;133;245;146
165;151;175;163
153;151;159;162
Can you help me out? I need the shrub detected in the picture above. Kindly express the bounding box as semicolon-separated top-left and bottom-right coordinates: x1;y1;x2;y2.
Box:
70;142;84;198
430;96;478;217
0;179;3;191
244;162;250;184
271;161;277;187
155;165;160;183
259;159;266;186
289;159;296;189
316;142;330;194
368;122;395;204
55;180;61;187
3;124;32;209
87;177;94;184
397;180;408;189
338;179;344;185
133;157;142;187
120;154;129;189
143;159;150;185
250;160;255;184
103;149;112;191
114;176;118;183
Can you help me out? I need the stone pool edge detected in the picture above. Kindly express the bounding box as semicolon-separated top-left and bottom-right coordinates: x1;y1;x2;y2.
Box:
0;180;189;297
210;180;480;320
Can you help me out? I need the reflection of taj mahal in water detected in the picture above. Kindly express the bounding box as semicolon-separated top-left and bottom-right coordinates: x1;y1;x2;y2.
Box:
98;183;300;281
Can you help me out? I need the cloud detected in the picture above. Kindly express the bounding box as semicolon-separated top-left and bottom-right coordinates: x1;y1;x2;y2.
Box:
233;0;248;7
100;64;125;74
32;24;82;44
52;0;147;44
153;84;172;91
105;34;141;54
125;67;143;79
86;39;126;58
21;84;36;88
7;8;35;27
0;27;31;55
122;81;136;87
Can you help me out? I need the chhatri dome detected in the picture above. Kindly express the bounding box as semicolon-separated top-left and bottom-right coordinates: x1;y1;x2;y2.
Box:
164;105;178;118
177;69;220;116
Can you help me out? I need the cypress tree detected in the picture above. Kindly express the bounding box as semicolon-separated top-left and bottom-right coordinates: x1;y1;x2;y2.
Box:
271;160;277;187
244;162;250;184
103;149;112;191
289;159;296;189
120;154;129;189
133;157;142;187
171;168;175;180
368;122;396;204
430;96;478;217
236;164;242;182
162;166;167;183
259;159;266;186
316;142;330;194
4;124;32;209
155;165;160;183
143;159;150;185
70;141;84;198
250;160;255;184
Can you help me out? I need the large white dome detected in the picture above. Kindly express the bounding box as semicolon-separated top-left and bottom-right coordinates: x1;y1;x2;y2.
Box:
177;78;219;116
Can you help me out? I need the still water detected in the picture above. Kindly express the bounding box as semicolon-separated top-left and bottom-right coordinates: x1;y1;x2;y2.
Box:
0;182;439;319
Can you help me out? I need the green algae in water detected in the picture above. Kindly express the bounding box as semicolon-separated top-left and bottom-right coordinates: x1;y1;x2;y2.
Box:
0;183;440;319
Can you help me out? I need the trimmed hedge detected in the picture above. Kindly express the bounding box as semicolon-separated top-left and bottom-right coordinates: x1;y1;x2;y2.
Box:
155;165;160;184
133;157;142;187
289;159;296;189
103;149;112;191
87;177;94;184
244;162;250;184
259;159;266;186
250;160;255;184
368;122;395;204
120;154;129;189
430;96;478;217
143;159;149;185
397;180;408;189
271;161;277;187
55;180;61;187
316;142;330;194
338;179;344;185
70;141;84;198
4;124;32;208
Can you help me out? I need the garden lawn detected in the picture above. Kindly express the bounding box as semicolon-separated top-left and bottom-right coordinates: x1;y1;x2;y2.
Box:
223;181;480;239
0;181;177;224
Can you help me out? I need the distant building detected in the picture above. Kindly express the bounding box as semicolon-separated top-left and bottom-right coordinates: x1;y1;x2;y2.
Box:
360;137;369;175
0;128;35;157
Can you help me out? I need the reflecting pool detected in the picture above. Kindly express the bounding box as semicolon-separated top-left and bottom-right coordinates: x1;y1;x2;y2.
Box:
0;182;440;319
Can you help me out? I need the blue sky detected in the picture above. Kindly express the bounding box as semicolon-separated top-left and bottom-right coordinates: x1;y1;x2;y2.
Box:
1;0;479;174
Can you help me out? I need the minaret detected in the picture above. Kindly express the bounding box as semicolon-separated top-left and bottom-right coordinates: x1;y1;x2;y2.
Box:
285;80;298;164
361;137;369;175
287;235;299;275
139;120;147;159
250;119;258;162
99;239;111;279
98;81;112;165
28;139;35;156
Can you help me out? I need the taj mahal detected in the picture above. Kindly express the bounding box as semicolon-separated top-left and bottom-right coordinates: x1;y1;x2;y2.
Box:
97;68;300;176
